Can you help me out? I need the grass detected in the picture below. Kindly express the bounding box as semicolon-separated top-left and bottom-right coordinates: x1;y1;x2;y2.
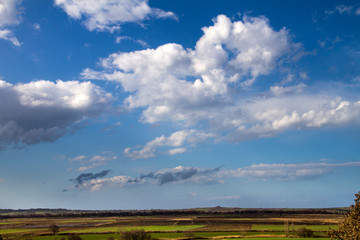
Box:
0;228;46;234
251;224;338;231
64;225;204;233
0;222;24;225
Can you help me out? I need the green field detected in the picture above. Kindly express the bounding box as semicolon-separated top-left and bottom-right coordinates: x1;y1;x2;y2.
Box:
0;228;46;234
0;222;24;225
251;224;338;231
63;225;204;234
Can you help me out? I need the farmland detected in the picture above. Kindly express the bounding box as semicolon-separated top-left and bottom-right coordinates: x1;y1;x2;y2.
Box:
0;207;347;240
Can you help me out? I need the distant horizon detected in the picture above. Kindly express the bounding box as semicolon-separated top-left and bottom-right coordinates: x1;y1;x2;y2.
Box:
0;205;352;212
0;0;360;210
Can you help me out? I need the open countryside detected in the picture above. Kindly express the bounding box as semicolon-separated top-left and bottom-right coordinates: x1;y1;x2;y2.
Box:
0;207;348;240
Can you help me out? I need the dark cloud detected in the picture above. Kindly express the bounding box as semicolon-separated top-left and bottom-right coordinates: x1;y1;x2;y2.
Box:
71;170;111;187
140;166;222;185
0;80;112;148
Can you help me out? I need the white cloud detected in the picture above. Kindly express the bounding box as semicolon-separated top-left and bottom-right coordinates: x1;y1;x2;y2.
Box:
77;152;118;171
0;0;20;27
270;83;306;96
115;35;148;47
124;129;214;159
33;23;40;30
0;0;21;46
54;0;176;32
223;162;360;181
0;79;112;147
82;14;360;151
78;175;141;192
84;15;299;124
0;178;4;183
0;28;20;46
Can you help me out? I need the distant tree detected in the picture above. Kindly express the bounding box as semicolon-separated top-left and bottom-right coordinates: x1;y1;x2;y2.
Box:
297;227;314;238
329;191;360;240
121;230;152;240
49;224;60;235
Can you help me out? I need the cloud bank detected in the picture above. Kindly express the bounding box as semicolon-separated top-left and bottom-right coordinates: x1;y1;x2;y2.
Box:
0;79;112;147
74;166;222;192
54;0;176;32
73;161;360;192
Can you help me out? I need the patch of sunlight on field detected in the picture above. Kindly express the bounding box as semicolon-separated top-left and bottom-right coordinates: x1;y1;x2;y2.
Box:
64;225;204;233
251;224;338;231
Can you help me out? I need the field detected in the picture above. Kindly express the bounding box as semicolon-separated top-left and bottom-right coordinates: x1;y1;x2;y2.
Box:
0;208;347;240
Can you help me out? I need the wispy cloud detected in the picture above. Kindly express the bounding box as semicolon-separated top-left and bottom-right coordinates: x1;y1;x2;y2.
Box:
68;152;117;171
124;129;214;159
73;161;360;192
223;162;360;181
139;165;223;185
325;4;358;16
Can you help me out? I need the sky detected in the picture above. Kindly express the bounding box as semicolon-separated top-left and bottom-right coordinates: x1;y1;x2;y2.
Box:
0;0;360;210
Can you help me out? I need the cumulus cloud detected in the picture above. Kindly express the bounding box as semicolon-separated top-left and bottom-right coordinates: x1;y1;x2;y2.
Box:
225;96;360;142
83;14;299;124
54;0;176;32
223;161;360;181
124;129;214;159
0;79;112;148
81;14;360;155
0;0;21;46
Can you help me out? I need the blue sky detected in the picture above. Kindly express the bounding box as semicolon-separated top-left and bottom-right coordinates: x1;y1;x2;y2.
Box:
0;0;360;210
